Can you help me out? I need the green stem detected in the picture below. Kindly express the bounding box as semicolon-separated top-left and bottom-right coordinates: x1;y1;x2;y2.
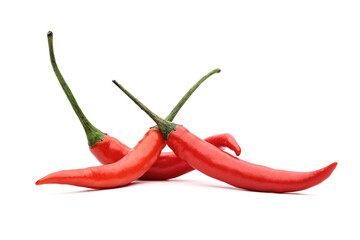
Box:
47;31;105;147
112;80;177;140
165;68;221;121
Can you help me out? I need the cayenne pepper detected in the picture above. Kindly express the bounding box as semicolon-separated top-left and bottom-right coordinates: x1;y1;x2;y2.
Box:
47;31;241;180
113;80;337;193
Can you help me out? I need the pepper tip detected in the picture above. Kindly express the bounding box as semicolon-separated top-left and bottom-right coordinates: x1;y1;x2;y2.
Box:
35;178;46;185
331;162;338;169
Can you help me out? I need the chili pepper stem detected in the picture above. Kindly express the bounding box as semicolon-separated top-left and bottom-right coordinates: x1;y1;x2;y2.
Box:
165;68;221;121
47;31;105;147
112;80;177;140
112;68;221;139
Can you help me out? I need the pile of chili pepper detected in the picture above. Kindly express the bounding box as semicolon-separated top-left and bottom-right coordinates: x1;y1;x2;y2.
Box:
36;31;337;193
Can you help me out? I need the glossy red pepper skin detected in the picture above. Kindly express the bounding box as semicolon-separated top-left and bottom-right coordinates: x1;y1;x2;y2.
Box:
167;126;337;193
36;128;165;188
139;133;241;180
90;135;131;165
89;133;241;180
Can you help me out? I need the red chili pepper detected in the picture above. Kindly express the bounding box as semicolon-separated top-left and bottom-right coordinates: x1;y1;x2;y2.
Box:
165;126;337;192
47;31;240;180
113;81;338;193
36;128;165;188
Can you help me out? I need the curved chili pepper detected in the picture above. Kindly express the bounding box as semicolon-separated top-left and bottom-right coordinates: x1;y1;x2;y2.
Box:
47;31;241;180
113;81;338;193
165;126;337;192
36;128;165;188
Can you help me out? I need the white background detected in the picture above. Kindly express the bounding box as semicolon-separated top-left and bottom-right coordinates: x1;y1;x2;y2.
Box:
1;0;359;239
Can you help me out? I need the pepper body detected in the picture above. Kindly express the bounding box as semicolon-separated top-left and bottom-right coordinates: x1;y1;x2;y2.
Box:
36;128;165;188
89;133;241;180
167;126;337;193
139;133;240;180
